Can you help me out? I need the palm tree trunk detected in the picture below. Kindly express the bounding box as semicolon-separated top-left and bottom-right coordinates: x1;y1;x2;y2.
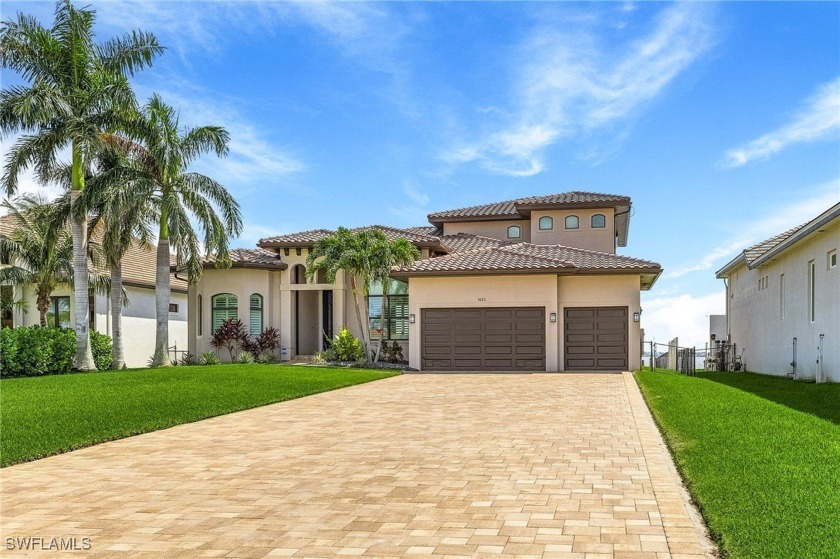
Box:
70;148;96;371
349;275;370;363
151;228;172;367
37;293;49;328
110;261;125;369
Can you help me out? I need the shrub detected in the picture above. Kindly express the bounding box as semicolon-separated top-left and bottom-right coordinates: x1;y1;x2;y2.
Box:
240;327;281;361
237;350;254;364
210;318;247;361
179;352;200;366
201;351;220;365
255;353;277;364
331;327;364;361
90;331;113;370
384;341;404;364
311;351;328;365
0;327;113;377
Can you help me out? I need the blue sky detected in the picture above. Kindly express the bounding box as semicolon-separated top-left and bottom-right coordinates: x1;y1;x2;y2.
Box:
2;1;839;346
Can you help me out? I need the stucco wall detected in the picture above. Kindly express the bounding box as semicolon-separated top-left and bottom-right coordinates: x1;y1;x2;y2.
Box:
556;275;642;371
725;222;839;381
530;208;616;253
442;220;531;242
10;284;187;368
407;274;560;371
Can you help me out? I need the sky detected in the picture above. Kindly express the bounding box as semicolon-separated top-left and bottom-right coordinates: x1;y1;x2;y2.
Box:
2;1;839;347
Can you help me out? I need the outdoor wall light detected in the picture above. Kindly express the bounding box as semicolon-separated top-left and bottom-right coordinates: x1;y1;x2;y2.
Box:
633;312;641;322
549;312;557;323
409;314;416;323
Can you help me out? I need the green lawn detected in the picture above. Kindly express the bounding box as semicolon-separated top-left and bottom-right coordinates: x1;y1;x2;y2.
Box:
636;369;840;559
0;364;398;467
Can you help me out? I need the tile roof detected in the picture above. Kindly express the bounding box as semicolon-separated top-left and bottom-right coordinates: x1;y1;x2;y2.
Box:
404;225;442;237
743;224;807;265
439;233;510;253
427;191;631;223
394;242;660;276
1;214;188;293
203;248;287;270
259;226;443;248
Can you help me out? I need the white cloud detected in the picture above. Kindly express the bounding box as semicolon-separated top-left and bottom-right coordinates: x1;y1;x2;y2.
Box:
667;178;840;278
641;291;725;348
443;2;716;176
725;77;840;167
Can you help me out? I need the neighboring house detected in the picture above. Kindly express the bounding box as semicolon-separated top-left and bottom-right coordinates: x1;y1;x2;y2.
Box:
0;217;188;368
189;191;661;372
716;202;839;382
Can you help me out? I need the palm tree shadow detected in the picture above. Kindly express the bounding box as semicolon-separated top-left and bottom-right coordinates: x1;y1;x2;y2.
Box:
698;371;840;426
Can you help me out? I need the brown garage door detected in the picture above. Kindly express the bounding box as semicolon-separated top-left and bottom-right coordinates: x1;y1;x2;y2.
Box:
421;307;545;371
564;307;628;371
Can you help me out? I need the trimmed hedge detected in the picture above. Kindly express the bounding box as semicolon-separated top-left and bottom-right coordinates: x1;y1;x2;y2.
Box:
0;327;113;377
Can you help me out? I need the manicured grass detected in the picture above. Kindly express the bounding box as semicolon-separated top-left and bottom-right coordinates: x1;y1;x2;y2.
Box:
636;369;840;559
0;364;398;467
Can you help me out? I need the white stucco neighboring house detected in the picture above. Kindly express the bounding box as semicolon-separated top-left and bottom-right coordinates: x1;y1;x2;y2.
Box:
715;202;839;382
1;215;188;368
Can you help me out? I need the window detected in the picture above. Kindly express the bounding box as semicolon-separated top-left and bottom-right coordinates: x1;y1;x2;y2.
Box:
46;296;71;329
829;250;837;270
538;216;553;230
169;303;179;313
1;285;13;328
89;294;95;330
507;225;521;239
591;214;606;228
808;260;816;322
249;294;263;336
197;295;203;336
564;215;579;229
212;293;238;332
779;274;785;320
367;280;409;340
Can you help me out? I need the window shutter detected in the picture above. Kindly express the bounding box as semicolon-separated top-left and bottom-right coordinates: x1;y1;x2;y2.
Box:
249;294;263;336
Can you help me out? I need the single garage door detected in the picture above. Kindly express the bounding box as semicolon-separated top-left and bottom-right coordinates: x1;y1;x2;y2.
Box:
421;307;545;371
564;307;628;371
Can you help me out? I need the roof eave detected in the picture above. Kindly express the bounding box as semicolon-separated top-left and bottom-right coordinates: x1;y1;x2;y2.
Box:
750;203;840;269
427;213;523;226
715;253;746;279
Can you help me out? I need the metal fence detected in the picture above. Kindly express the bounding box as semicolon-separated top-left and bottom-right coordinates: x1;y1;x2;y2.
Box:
649;340;697;376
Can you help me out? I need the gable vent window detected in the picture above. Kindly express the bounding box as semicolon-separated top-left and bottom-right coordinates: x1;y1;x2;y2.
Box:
538;216;553;230
507;225;521;239
564;215;579;230
250;294;263;336
829;250;837;270
591;214;606;228
169;303;179;313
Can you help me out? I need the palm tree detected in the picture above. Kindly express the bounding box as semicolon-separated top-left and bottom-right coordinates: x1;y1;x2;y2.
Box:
0;0;162;369
0;194;106;327
106;95;242;366
306;228;418;363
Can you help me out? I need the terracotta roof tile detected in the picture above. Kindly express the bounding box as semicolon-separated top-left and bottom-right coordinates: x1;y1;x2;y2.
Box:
404;225;442;237
427;191;631;222
259;226;442;248
350;225;442;245
743;224;808;265
439;233;510;253
258;229;333;246
394;242;660;276
203;248;286;270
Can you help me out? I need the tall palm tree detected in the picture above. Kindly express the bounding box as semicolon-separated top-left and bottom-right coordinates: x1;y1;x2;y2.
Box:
0;194;106;327
306;228;418;363
0;0;162;369
107;95;242;366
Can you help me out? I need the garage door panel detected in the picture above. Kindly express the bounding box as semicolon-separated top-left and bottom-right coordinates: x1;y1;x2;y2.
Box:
564;307;628;371
421;307;545;371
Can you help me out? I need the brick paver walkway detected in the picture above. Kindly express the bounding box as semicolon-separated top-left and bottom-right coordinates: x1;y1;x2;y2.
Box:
1;373;713;558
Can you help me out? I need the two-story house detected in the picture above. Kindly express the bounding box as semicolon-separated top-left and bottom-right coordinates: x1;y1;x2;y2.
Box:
187;191;662;372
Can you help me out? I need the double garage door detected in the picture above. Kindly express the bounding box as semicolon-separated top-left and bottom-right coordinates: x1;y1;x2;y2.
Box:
420;306;628;372
421;307;545;371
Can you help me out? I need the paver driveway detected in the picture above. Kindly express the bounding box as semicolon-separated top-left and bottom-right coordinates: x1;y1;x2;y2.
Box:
1;373;712;559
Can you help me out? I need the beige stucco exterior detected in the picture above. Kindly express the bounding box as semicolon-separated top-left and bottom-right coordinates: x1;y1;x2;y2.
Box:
530;208;616;253
723;219;839;381
407;273;642;371
443;219;531;242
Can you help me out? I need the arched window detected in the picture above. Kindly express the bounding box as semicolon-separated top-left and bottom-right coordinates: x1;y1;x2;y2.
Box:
197;294;203;336
538;216;554;230
290;264;306;284
212;293;238;332
316;268;328;284
591;214;606;228
249;294;263;336
564;215;579;230
507;225;521;239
